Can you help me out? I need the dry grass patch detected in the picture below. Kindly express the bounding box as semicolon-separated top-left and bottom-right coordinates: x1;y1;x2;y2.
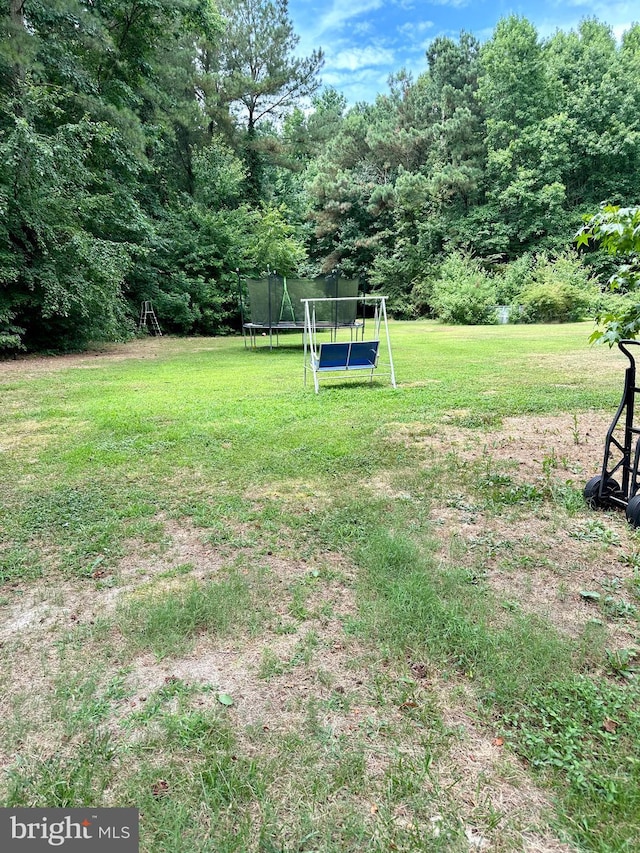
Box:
432;507;639;648
419;413;640;652
0;337;213;377
387;412;609;478
0;503;580;852
433;684;577;853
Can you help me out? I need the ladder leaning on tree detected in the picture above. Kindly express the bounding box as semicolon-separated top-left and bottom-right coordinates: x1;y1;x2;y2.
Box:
139;301;162;336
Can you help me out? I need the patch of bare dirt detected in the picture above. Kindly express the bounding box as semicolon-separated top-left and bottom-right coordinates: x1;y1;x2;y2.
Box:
1;340;162;377
456;413;610;484
431;505;640;649
388;412;610;483
0;517;351;643
0;337;221;378
419;413;640;651
120;627;362;731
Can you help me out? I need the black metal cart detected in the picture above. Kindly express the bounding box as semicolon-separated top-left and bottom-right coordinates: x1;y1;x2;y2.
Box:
584;339;640;526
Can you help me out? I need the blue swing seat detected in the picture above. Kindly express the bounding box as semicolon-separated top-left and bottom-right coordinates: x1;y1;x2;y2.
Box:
315;340;379;372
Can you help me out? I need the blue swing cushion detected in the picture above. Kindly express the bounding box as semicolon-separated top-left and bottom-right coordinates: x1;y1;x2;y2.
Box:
315;340;379;372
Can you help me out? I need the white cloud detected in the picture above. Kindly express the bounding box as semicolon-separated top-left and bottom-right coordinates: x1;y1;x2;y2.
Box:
612;22;633;40
398;19;435;38
392;0;416;10
329;45;396;71
318;0;386;35
353;21;375;36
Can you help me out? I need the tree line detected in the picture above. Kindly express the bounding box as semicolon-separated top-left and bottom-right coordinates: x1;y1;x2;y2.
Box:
1;2;639;352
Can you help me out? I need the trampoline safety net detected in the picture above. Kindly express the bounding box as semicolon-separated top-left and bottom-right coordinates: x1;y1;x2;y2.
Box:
244;275;359;328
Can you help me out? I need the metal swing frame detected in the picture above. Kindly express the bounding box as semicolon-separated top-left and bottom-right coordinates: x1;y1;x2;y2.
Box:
302;295;396;393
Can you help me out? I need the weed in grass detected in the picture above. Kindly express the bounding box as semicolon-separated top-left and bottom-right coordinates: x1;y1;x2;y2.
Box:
618;559;640;601
466;532;510;564
605;648;639;680
571;519;621;546
53;670;113;735
124;678;204;728
314;601;335;622
599;576;624;593
316;668;334;689
205;524;258;549
470;796;504;833
322;688;352;712
629;570;640;602
449;412;503;430
502;675;640;849
288;630;319;669
474;471;544;510
542;449;558;474
444;495;479;521
288;579;310;621
601;596;638;620
272;617;298;635
572;412;581;445
258;647;284;680
620;551;640;570
581;580;639;621
498;552;543;573
551;481;587;514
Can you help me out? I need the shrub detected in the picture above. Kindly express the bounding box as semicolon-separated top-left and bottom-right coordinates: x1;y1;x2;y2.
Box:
495;253;534;305
431;253;497;325
518;282;588;322
518;253;599;323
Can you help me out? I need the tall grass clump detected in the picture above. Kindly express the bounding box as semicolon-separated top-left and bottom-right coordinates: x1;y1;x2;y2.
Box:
117;572;261;659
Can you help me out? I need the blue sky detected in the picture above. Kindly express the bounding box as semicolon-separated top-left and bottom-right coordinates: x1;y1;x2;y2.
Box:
288;0;638;105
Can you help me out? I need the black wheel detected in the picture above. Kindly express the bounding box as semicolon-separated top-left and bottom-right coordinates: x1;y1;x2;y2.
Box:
583;475;620;508
626;494;640;527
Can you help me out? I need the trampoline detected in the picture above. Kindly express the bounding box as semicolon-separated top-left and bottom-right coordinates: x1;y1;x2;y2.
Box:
241;272;363;348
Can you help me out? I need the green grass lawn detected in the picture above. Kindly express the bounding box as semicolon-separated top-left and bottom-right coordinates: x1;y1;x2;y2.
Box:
1;321;639;852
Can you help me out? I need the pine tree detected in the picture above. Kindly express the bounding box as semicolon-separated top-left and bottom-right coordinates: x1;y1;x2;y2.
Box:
206;0;323;198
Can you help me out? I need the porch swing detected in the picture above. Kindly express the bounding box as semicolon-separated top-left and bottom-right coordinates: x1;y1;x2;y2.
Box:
302;295;397;393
